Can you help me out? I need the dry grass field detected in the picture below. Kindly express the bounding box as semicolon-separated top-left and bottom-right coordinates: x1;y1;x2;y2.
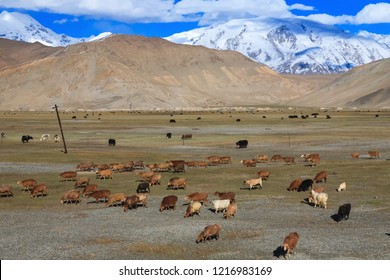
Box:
0;108;389;260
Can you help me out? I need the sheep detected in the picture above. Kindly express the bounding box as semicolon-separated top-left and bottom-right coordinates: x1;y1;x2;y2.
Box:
30;183;48;198
337;182;347;192
106;193;127;207
0;185;13;197
224;202;237;219
287;178;302;191
309;189;328;209
123;195;140;212
196;224;222;243
185;192;208;205
281;232;299;259
60;190;81;204
159;195;178;212
211;199;230;213
214;191;236;202
184;201;202;218
314;170;328;183
243;177;263;190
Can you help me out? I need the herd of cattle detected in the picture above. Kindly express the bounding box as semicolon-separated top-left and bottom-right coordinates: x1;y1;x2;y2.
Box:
0;147;374;258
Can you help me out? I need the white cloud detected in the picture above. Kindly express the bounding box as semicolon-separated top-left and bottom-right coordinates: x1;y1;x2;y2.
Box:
354;3;390;24
289;4;315;11
54;18;68;24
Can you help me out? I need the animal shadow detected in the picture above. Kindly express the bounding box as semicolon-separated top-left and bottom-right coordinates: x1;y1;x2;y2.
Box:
273;246;285;258
331;214;342;222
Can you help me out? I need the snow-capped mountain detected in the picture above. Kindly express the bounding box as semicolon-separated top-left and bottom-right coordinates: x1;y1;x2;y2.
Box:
0;11;111;47
166;17;390;74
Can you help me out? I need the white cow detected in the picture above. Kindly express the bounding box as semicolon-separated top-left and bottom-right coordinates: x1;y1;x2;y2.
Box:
309;189;328;209
211;199;230;213
53;135;60;143
337;182;347;192
40;134;50;141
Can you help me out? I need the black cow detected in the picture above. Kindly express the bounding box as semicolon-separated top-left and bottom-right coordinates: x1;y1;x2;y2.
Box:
298;179;314;192
136;181;150;193
166;133;172;139
236;139;248;148
108;138;116;146
21;135;33;143
336;203;351;222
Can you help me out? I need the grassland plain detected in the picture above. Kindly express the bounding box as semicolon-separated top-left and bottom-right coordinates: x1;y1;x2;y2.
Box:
0;108;389;260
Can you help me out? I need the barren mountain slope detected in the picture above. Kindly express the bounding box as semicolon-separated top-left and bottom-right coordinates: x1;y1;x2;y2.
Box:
0;35;328;111
288;58;390;108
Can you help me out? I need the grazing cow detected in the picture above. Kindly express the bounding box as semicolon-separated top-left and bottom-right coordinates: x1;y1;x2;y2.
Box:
148;173;162;186
108;138;116;146
123;195;140;212
297;179;313;192
256;170;270;180
96;169;113;180
271;155;282;162
219;156;232;164
82;184;98;197
337;182;347;192
170;160;186;173
58;171;77;182
207;156;222;166
236;140;248;148
309;156;320;167
309;189;328;209
181;134;192;140
336;203;352;222
166;132;172;139
311;186;324;193
256;155;269;163
224;202;237;219
74;177;90;188
281;232;300;259
184;201;202;218
185;192;208;205
368;150;380;159
301;153;320;162
211;199;230;213
159;195;178;212
287;178;302;191
138;170;154;181
314;170;328;183
136;181;151;193
76;162;95;172
60;190;81;204
135;193;148;208
17;179;37;192
30;183;48;198
240;159;257;167
40;134;50;141
167;177;187;190
53;135;60;143
21;135;33;143
0;185;13;197
196;224;222;243
106;193;127;207
214;191;236;202
243;177;263;190
282;157;296;165
85;190;111;203
351;152;360;159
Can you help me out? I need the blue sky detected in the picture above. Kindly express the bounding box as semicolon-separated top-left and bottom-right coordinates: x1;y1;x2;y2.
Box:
0;0;389;38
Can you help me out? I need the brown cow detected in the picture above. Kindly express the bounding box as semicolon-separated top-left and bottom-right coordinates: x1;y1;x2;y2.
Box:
270;155;282;162
85;190;111;203
123;195;140;212
167;177;187;190
281;232;300;259
148;173;162;186
368;150;380;159
82;184;98;197
243;178;262;190
135;193;148;208
137;170;154;181
30;183;48;198
256;170;270;180
106;193;127;207
224;202;237;219
219;156;232;164
240;159;257;167
59;171;77;182
214;191;236;202
60;190;81;204
159;195;178;212
96;169;113;180
207;156;221;166
74;177;90;188
17;179;36;192
76;162;95;172
185;192;208;205
184;201;202;218
287;178;303;191
351;152;360;159
314;170;328;183
282;157;296;165
0;185;13;197
196;224;222;243
256;155;269;163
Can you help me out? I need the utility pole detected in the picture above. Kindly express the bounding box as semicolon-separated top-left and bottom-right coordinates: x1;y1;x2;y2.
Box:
53;104;68;154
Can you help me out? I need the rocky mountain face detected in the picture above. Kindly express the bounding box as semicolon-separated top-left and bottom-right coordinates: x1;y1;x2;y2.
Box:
166;17;390;75
0;11;111;47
